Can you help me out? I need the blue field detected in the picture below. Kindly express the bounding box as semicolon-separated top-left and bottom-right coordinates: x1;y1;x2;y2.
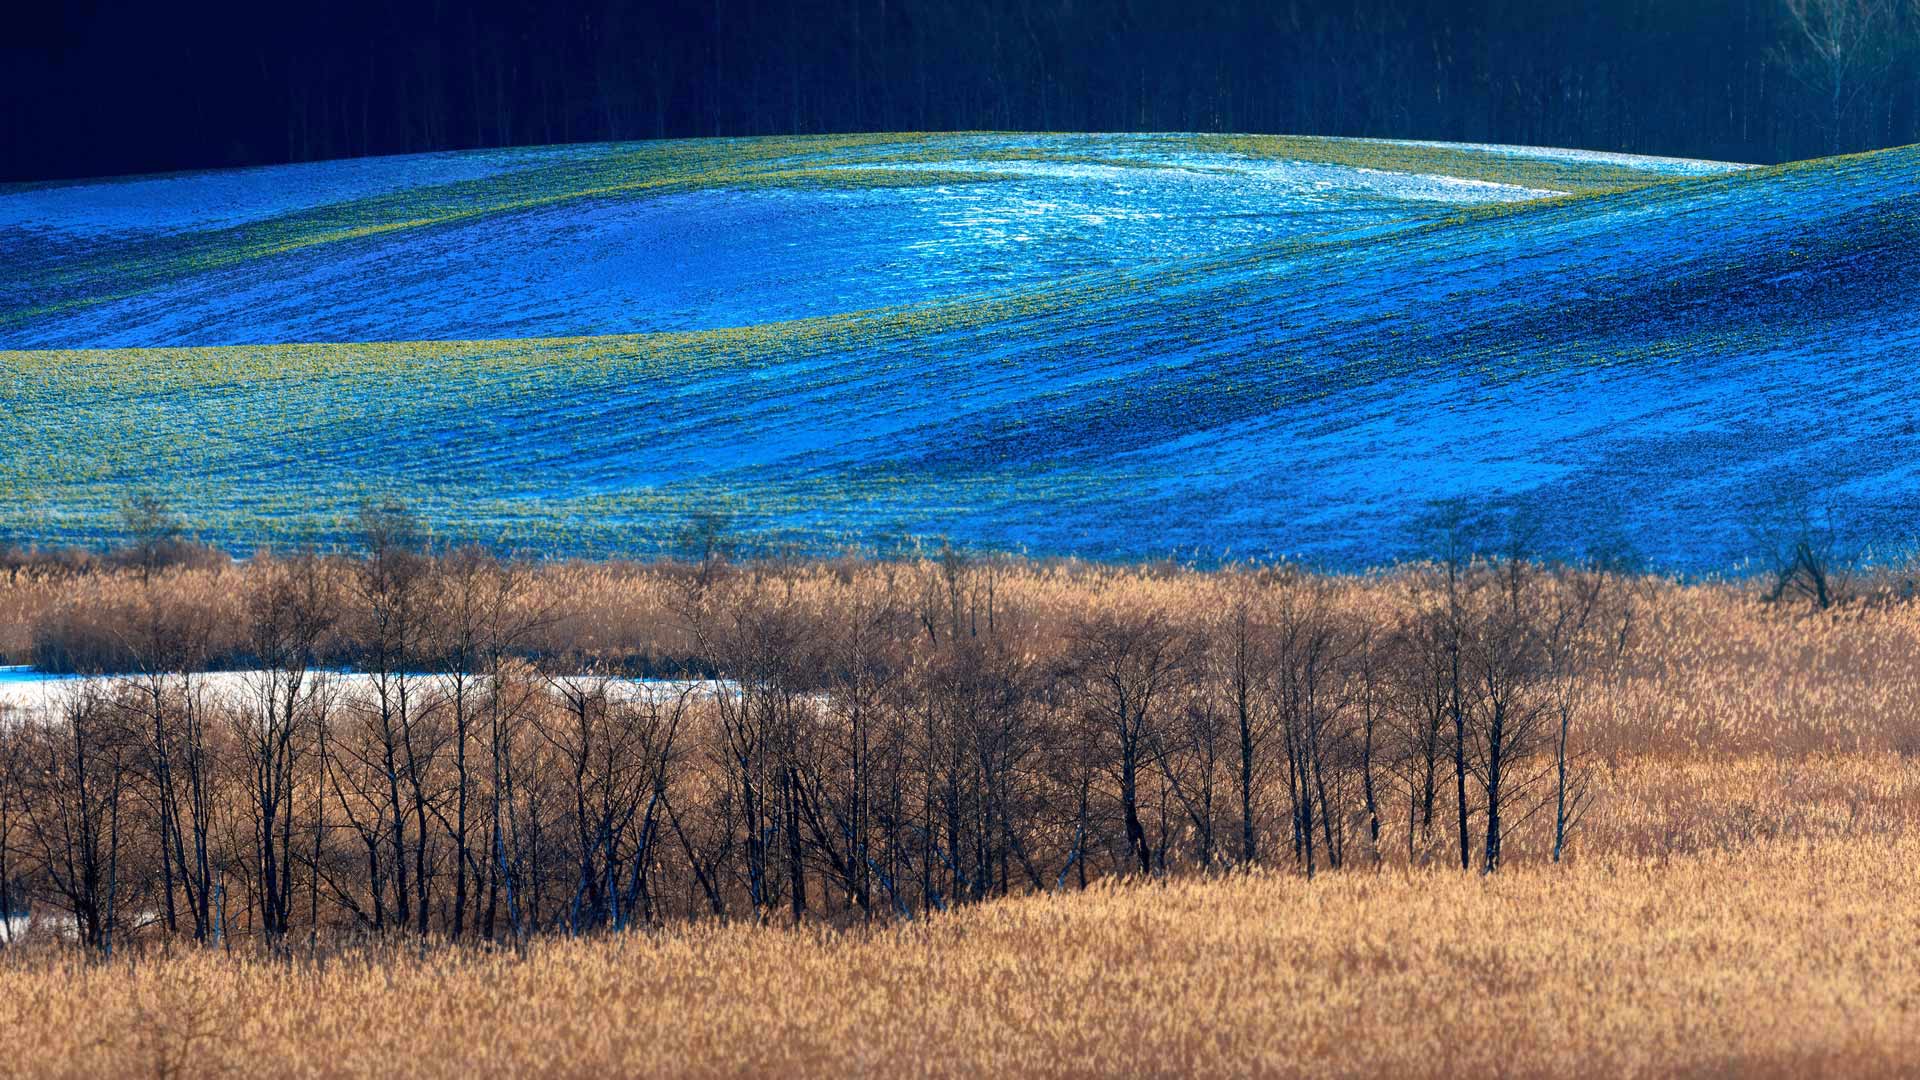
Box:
1;133;1913;568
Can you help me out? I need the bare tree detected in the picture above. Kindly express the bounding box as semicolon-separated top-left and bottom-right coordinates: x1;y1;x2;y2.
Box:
689;575;813;918
0;721;21;945
117;492;186;584
235;552;336;947
1544;568;1602;863
1544;560;1637;862
109;586;219;941
429;546;545;940
1153;674;1226;871
1384;621;1448;864
350;500;437;935
1066;603;1191;876
679;508;738;588
536;670;689;933
1219;586;1274;866
1464;555;1551;873
1757;493;1855;610
803;577;912;917
1417;501;1481;872
1779;0;1901;148
20;683;137;953
1269;581;1354;878
1352;624;1390;860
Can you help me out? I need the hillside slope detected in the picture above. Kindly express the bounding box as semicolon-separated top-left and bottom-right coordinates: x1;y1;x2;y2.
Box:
3;133;1713;348
2;134;1911;566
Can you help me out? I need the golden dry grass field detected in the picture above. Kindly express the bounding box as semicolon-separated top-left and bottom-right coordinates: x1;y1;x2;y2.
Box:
1;835;1915;1077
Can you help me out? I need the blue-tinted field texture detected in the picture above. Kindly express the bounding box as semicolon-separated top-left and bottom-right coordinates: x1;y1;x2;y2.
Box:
1;133;1913;567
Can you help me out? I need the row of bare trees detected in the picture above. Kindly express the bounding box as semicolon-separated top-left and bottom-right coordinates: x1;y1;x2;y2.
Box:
0;525;1636;954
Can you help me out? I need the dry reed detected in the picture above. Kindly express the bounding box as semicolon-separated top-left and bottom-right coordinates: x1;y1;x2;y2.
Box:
1;834;1913;1078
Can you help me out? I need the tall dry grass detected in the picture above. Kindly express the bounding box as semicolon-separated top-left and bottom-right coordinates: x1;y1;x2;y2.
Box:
7;556;1918;757
1;834;1914;1078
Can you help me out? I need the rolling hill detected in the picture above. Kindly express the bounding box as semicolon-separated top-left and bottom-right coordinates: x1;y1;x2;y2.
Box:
2;132;1913;568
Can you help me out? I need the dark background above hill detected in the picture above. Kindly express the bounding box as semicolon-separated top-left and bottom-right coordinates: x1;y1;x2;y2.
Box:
5;0;1918;183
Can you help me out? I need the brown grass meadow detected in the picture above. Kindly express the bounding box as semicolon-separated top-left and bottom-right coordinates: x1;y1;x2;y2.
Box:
2;838;1915;1077
0;540;1917;1076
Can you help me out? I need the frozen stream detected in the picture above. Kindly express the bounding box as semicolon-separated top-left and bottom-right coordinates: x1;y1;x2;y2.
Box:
0;665;731;717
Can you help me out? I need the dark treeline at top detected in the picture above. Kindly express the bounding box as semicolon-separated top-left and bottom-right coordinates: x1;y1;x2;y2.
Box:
6;0;1919;183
